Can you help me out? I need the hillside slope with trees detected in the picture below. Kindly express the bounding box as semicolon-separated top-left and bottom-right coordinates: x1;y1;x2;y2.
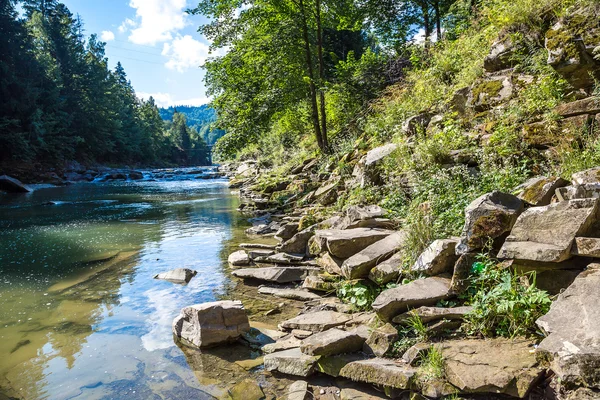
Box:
0;0;210;177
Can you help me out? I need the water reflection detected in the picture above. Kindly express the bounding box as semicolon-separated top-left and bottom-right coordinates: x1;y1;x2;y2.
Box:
0;176;254;399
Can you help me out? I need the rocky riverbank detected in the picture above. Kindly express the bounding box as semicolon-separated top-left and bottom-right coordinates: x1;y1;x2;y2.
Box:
200;157;600;400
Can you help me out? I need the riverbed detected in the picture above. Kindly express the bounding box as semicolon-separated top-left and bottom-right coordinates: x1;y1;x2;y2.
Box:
0;170;290;399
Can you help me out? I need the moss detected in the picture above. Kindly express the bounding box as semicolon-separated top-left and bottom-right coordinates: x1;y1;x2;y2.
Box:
472;79;504;102
518;177;551;204
467;210;511;249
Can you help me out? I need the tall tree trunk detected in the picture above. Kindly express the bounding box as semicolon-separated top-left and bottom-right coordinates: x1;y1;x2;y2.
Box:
315;0;329;152
298;0;323;151
421;2;431;49
432;0;441;41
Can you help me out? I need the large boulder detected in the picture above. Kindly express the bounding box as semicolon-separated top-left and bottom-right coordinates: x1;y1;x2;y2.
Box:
353;144;399;187
545;4;600;90
172;300;250;348
368;252;404;285
232;266;318;283
154;268;197;284
402;113;432;136
411;238;459;276
315;181;339;206
572;166;600;185
555;184;600;201
536;265;600;389
341;231;407;279
441;338;542;398
300;328;365;357
0;175;30;193
514;176;568;206
280;311;351;332
497;198;599;262
555;97;600;118
372;276;452;322
484;37;519;72
469;75;514;111
363;323;398;357
278;227;315;255
228;250;250;266
309;228;394;259
456;191;523;255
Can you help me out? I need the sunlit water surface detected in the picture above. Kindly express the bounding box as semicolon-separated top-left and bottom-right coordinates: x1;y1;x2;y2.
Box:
0;173;256;399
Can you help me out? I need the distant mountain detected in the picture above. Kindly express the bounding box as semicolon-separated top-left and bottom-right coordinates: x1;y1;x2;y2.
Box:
159;105;225;146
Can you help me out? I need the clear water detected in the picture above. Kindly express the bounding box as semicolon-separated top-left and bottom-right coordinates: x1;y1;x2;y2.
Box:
0;174;261;399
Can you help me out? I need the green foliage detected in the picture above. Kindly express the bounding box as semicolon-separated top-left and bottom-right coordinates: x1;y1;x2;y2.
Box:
462;254;553;338
390;314;429;356
336;280;395;311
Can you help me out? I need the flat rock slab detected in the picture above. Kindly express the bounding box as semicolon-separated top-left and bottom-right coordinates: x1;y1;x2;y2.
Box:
0;175;30;193
339;358;417;389
309;228;394;259
258;286;321;301
287;380;309;400
372;276;452;322
411;238;459;276
300;328;365;356
154;268;197;284
339;387;388;400
441;338;542;398
279;227;315;254
572;166;600;185
368;252;403;285
228;250;250;266
497;198;599;262
515;176;568;206
341;231;407;279
239;243;278;250
392;305;473;324
302;275;336;292
556;184;600;201
172;300;250;348
262;336;303;354
280;311;352;332
232;267;318;283
572;237;600;258
263;348;319;377
456;191;523;254
536;266;600;388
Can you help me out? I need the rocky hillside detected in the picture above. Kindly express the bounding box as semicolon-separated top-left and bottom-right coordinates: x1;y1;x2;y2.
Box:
193;2;600;399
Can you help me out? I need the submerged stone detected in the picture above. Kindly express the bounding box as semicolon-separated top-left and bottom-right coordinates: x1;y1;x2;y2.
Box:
153;268;197;284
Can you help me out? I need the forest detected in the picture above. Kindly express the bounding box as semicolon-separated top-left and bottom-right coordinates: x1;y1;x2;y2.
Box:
159;105;225;146
0;0;211;168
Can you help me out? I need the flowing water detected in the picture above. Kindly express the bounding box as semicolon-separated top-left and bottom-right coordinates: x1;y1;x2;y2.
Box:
0;170;271;400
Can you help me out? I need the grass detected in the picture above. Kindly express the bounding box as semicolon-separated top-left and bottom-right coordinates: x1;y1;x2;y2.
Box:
416;345;446;382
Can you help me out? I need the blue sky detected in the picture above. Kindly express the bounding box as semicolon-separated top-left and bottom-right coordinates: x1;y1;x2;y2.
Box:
61;0;216;107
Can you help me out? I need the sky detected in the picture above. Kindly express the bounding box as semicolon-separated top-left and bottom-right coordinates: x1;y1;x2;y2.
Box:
61;0;217;107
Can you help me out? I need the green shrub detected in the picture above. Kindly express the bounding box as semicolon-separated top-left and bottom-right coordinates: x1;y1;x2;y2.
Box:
462;254;552;338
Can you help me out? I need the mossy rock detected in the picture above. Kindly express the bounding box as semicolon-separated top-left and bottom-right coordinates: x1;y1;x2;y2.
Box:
545;4;600;89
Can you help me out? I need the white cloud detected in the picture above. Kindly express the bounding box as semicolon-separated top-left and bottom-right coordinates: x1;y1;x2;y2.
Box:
126;0;188;46
413;28;442;45
118;18;136;34
100;30;115;42
162;35;212;72
137;92;209;108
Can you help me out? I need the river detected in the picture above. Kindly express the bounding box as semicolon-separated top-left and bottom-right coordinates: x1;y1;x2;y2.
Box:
0;169;273;399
